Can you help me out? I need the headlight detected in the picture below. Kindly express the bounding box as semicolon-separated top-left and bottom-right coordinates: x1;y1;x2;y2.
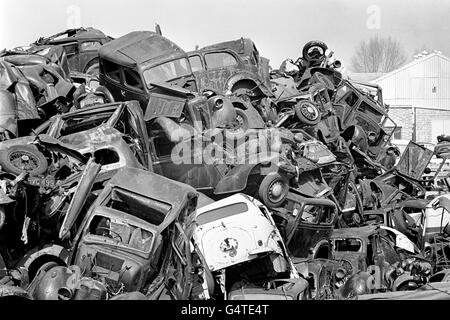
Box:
215;98;224;109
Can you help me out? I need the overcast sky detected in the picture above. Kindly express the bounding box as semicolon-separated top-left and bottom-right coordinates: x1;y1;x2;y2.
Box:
1;0;449;69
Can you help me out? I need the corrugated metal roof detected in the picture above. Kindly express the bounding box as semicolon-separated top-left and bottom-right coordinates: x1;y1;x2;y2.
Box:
373;53;450;110
373;53;450;83
348;72;386;83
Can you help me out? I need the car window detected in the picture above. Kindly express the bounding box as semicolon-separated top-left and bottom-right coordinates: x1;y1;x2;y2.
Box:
302;205;334;224
59;113;112;136
357;100;384;124
334;238;363;252
107;187;171;226
62;42;78;56
87;215;154;253
80;41;102;52
123;67;144;91
204;52;238;69
345;91;359;107
143;58;191;86
102;59;121;82
379;237;400;264
189;55;203;72
197;202;249;225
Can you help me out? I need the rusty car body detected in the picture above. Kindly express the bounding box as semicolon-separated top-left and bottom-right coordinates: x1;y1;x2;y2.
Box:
23;167;199;298
188;37;272;99
0;54;76;137
98;31;237;131
192;193;309;300
32;27;111;75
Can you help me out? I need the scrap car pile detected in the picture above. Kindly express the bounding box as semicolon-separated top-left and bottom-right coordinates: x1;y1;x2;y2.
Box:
1;27;450;300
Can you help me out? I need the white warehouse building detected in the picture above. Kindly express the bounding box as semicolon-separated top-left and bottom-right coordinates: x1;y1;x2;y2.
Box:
371;52;450;145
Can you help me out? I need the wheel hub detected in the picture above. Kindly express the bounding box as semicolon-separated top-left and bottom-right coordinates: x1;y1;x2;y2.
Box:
269;181;284;201
301;104;318;120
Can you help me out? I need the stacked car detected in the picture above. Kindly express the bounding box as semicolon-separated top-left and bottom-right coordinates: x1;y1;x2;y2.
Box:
0;27;449;300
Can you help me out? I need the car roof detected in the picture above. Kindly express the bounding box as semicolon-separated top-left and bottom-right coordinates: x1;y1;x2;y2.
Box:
106;167;198;229
38;27;107;44
200;37;256;56
98;31;186;68
398;198;429;209
331;225;379;240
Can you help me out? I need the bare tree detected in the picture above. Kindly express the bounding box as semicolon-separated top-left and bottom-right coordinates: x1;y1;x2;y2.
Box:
350;36;407;73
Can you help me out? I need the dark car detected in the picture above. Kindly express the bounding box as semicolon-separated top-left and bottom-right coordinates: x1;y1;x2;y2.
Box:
330;225;418;291
333;80;396;160
271;192;337;259
98;31;236;131
188;37;272;99
24;167;199;299
98;31;197;107
33;27;111;75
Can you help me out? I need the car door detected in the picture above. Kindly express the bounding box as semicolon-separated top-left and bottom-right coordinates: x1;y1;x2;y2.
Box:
165;222;194;300
78;40;102;72
285;197;336;259
59;158;102;240
189;54;206;92
121;66;150;107
123;102;151;169
396;141;434;180
61;42;80;72
199;51;238;93
99;58;124;101
148;127;223;191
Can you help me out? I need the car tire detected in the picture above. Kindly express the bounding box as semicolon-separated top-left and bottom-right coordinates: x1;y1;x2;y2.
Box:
302;41;328;62
232;108;249;132
95;86;115;103
258;172;289;208
294;100;321;126
0;145;48;176
0;207;5;230
84;61;100;76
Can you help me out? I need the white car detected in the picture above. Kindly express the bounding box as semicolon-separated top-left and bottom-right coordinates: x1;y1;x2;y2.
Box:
408;194;450;242
193;193;309;300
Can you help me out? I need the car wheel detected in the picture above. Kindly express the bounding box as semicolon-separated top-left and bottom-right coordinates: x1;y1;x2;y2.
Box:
0;207;5;230
258;172;289;208
294;100;321;126
230;108;249;133
95;86;115;103
0;145;48;176
85;62;100;76
302;40;328;63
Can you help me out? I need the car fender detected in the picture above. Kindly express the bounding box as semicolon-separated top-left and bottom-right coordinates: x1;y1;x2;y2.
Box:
228;96;265;128
225;72;272;97
213;164;259;195
16;244;70;272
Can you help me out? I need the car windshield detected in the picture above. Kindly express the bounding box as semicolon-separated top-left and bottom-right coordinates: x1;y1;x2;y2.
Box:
87;214;154;253
334;85;351;104
143;58;191;86
197;202;248;225
334;238;363;252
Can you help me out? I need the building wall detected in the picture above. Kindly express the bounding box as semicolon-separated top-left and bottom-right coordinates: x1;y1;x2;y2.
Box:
416;108;450;144
374;54;450;111
387;107;413;140
387;106;450;144
374;54;450;144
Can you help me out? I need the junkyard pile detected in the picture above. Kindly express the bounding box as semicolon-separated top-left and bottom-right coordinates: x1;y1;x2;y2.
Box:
1;27;450;300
